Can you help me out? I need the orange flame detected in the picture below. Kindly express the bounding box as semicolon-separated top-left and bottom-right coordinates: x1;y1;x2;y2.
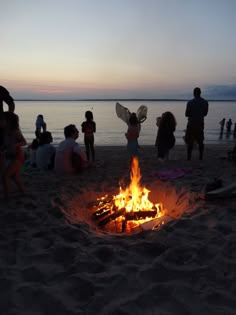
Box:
113;157;161;215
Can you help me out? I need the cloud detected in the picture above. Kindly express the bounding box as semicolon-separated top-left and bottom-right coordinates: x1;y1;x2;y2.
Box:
37;89;72;94
205;84;236;100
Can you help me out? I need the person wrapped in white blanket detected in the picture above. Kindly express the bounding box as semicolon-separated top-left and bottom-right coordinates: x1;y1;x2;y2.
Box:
54;124;89;175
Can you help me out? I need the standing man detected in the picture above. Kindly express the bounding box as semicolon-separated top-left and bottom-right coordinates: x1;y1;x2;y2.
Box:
185;87;209;160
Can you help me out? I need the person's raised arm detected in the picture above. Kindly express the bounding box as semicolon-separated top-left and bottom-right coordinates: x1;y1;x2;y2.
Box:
0;86;15;112
8;100;15;112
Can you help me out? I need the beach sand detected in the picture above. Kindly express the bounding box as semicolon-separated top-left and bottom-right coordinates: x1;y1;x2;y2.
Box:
1;144;236;315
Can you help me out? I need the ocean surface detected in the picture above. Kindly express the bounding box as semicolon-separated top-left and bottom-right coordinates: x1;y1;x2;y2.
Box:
14;100;236;146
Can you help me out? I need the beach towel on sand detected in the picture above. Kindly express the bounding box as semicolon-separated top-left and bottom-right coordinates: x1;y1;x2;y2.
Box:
148;168;193;180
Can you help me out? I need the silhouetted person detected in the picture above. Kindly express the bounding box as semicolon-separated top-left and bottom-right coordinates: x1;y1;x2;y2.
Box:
219;118;225;133
2;112;26;199
226;118;232;133
0;86;15;151
185;87;209;160
81;111;96;162
155;111;176;161
35;114;47;139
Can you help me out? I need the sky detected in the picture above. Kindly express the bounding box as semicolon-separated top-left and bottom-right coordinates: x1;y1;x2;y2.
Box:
1;0;236;100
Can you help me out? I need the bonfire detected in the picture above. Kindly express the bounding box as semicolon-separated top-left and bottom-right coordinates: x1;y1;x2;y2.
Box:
90;157;164;233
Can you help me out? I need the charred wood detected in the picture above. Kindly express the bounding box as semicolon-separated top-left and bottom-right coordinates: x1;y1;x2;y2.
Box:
98;208;126;227
125;209;157;221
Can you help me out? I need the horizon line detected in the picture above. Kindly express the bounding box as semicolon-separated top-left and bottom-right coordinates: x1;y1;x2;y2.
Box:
15;98;236;102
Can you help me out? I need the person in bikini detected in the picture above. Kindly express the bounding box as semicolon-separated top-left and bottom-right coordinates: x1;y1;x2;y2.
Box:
2;112;27;199
0;86;15;174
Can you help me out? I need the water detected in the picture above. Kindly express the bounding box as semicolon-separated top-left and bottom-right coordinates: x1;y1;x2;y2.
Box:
14;100;236;146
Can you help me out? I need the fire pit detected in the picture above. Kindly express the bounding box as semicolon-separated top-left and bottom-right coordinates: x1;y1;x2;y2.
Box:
88;157;166;233
57;156;198;234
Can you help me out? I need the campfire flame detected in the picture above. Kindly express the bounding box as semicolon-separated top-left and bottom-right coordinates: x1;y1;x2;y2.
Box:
91;156;163;232
114;157;161;214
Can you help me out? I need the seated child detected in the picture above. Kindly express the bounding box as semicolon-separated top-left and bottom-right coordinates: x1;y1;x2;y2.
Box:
28;138;39;167
36;131;55;170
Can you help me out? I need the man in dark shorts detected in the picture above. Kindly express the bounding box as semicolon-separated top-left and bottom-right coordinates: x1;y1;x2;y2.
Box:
0;86;15;150
185;87;209;160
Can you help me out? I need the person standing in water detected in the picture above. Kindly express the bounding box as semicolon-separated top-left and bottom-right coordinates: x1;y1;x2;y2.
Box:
219;118;225;133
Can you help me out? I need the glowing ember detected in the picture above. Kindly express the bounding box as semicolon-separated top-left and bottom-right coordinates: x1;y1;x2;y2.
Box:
91;157;164;232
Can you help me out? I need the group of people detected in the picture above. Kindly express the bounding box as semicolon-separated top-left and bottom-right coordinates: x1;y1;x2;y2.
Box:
29;111;96;175
1;85;211;199
122;87;208;162
146;87;208;161
0;85;97;199
219;117;236;134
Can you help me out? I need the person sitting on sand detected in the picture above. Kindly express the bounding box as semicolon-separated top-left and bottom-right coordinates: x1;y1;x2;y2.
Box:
35;114;47;139
155;111;176;161
81;110;96;162
2;112;27;199
36;131;56;170
28;138;39;167
54;124;88;175
125;113;140;157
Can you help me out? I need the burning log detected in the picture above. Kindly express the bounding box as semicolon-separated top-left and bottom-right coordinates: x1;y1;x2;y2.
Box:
124;209;158;221
97;208;126;228
90;157;164;232
92;206;111;220
87;195;112;208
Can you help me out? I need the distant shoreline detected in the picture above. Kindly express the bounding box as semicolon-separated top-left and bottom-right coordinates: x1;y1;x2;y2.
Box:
15;99;236;102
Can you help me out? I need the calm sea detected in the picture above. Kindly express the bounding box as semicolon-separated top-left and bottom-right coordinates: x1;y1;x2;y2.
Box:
14;100;236;146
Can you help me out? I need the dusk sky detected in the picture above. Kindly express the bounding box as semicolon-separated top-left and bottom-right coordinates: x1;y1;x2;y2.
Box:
1;0;236;100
